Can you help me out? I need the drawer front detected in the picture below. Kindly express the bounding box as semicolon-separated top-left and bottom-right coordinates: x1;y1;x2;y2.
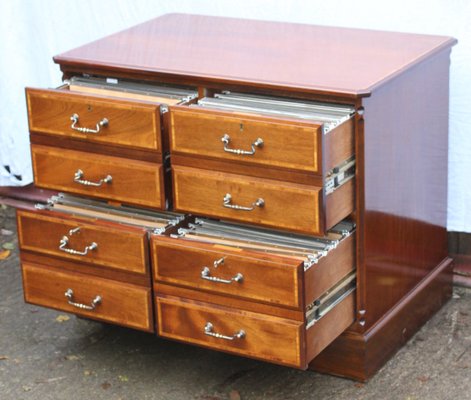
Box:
22;262;153;332
18;210;148;275
170;107;322;173
152;237;302;308
157;295;305;368
26;88;161;151
173;165;322;234
32;145;165;208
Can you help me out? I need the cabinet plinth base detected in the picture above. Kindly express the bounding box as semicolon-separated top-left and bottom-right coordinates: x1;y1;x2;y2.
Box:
309;257;453;381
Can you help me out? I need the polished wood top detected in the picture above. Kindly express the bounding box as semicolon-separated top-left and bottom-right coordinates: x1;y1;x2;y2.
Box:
54;14;456;97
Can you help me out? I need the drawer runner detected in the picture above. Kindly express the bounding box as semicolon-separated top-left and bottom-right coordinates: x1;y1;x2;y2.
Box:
325;157;355;195
306;272;356;328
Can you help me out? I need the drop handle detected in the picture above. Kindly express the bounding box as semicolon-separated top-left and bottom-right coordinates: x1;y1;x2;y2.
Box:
221;134;263;155
204;322;246;341
223;193;264;211
201;267;243;284
58;227;97;256
64;288;102;311
74;169;112;187
70;113;108;134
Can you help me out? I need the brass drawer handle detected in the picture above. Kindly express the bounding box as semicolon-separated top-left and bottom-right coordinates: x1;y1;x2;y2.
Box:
59;227;98;256
221;134;263;155
201;267;243;284
223;193;264;211
65;288;102;311
70;113;108;134
74;169;112;187
204;322;246;341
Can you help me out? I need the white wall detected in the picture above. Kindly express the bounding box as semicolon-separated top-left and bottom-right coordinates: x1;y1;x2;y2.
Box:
0;0;469;231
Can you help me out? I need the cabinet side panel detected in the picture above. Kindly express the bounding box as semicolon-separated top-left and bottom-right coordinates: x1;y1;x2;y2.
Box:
361;50;451;328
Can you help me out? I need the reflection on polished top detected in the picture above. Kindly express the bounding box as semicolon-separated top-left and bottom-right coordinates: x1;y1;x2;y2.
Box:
54;13;456;97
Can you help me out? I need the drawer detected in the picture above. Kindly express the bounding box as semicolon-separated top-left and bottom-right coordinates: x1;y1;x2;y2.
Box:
152;222;355;309
157;294;305;367
172;165;354;235
169;100;354;174
22;262;154;332
32;144;165;209
17;210;149;276
26;79;197;152
153;237;301;308
156;281;355;369
26;88;162;151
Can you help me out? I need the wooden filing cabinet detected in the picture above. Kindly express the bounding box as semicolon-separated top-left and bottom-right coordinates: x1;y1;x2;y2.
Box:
16;14;456;381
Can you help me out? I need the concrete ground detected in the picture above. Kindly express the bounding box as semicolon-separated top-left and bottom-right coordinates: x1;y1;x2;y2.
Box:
0;204;470;400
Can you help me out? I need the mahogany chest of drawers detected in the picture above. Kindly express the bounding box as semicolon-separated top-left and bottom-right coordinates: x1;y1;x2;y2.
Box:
17;14;456;380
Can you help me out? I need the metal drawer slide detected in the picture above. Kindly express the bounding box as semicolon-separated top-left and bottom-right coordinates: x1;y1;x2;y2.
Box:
306;272;356;328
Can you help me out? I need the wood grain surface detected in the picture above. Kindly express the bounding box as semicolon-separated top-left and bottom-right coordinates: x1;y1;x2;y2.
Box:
27;87;161;152
172;165;322;234
22;262;154;332
32;145;165;209
54;14;456;97
152;235;303;308
18;210;149;275
157;294;305;368
170;106;322;173
155;282;304;322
